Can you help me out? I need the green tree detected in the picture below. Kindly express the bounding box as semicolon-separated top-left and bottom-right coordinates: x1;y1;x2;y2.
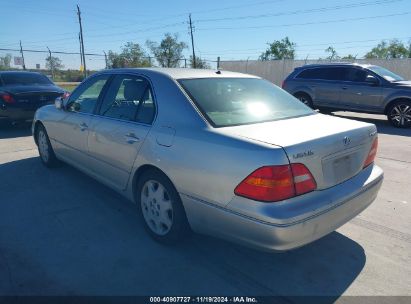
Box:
365;39;409;59
108;42;151;68
0;54;12;70
341;54;356;60
325;46;339;60
189;56;210;69
147;33;187;67
45;56;64;70
259;37;296;60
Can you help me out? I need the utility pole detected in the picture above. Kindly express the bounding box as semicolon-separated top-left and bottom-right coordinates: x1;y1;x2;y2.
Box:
47;47;54;80
19;40;26;70
77;5;87;78
78;33;83;68
103;51;108;69
188;14;196;68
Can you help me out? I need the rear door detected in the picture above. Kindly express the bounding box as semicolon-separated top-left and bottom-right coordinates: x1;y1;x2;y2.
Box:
297;67;343;108
339;67;383;112
49;75;110;167
87;74;156;191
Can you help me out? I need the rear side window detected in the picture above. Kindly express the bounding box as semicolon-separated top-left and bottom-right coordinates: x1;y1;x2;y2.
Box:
1;73;52;85
296;67;344;81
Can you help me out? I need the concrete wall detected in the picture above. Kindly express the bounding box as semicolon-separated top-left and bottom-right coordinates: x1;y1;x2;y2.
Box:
220;59;411;86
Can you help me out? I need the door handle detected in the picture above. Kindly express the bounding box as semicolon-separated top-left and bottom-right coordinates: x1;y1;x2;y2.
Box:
356;92;362;95
125;132;140;144
79;122;88;131
342;87;348;90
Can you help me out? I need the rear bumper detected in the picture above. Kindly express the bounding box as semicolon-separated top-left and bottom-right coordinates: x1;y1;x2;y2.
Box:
0;105;36;121
181;164;383;252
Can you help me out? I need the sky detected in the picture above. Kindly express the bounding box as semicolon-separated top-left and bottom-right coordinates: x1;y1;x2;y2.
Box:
0;0;410;70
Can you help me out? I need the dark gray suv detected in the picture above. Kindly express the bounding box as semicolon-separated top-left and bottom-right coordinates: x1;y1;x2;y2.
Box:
282;63;411;128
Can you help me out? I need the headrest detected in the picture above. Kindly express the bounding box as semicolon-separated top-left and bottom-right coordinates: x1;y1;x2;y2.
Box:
123;80;147;101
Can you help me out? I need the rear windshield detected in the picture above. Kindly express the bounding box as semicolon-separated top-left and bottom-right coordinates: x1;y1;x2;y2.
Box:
178;78;314;127
1;73;52;86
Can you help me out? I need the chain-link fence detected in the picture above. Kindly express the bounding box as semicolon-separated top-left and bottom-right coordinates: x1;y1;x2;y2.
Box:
0;47;219;82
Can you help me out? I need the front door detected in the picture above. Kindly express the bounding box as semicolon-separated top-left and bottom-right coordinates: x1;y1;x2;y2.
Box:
51;75;110;167
339;67;383;112
87;74;156;191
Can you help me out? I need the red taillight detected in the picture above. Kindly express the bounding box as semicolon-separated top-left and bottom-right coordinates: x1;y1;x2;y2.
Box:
363;137;378;168
234;164;316;202
1;93;15;104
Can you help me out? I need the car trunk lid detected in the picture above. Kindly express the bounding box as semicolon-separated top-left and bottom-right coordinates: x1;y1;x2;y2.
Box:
220;113;377;190
3;85;63;109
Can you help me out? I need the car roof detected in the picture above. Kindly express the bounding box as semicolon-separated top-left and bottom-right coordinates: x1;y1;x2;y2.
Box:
297;62;372;69
98;68;260;80
0;71;45;75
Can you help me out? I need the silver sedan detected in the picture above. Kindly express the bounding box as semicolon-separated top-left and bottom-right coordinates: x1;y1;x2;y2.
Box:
32;68;383;251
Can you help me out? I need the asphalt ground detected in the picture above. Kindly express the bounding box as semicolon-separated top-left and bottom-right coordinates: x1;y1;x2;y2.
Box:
0;112;410;302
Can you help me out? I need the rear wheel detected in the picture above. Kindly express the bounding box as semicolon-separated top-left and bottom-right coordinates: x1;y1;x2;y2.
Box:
36;124;59;167
387;100;411;128
136;169;190;244
294;92;313;108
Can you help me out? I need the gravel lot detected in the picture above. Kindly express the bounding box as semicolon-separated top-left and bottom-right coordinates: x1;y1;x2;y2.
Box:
0;112;410;301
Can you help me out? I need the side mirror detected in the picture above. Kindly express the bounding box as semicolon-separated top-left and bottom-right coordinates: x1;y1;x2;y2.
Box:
365;75;379;86
55;97;64;110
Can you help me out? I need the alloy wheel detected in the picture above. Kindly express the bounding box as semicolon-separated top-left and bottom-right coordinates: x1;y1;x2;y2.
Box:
38;130;49;163
389;103;411;127
140;180;174;236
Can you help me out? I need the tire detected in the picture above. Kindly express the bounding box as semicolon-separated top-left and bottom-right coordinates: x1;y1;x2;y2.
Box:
294;92;313;108
36;124;59;167
136;168;190;244
387;100;411;128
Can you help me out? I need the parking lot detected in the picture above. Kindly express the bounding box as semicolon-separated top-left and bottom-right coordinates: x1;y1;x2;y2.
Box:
0;112;410;300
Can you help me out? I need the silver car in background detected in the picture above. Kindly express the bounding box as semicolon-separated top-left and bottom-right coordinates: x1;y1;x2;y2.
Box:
32;68;383;252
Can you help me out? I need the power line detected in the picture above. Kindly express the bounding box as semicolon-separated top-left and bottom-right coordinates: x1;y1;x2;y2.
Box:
0;48;104;57
196;11;411;31
196;0;403;23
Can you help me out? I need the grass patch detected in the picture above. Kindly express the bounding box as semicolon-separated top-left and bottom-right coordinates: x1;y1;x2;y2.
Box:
55;82;80;92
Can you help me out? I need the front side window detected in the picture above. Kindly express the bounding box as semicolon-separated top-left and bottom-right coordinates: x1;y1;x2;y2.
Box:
342;68;368;82
1;73;52;86
67;75;109;114
178;78;314;127
98;75;155;124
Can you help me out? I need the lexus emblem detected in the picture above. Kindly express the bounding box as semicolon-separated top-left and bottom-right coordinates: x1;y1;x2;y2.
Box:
343;136;351;146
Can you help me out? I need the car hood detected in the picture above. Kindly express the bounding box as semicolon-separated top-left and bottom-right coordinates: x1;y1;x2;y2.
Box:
219;113;377;189
1;84;64;94
391;80;411;88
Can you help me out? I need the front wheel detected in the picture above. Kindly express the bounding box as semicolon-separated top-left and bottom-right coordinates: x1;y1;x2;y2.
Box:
36;124;59;167
136;169;190;244
387;100;411;128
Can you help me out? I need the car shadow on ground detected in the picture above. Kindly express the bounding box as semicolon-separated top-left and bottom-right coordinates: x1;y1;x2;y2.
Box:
331;112;410;137
0;157;365;302
0;122;32;139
